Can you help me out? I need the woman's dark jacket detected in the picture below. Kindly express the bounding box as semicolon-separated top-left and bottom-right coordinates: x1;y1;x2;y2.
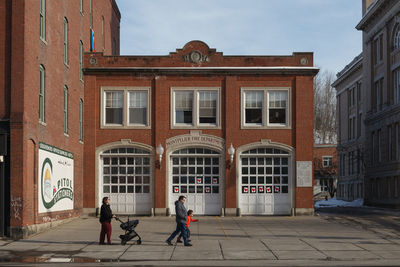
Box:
99;204;113;223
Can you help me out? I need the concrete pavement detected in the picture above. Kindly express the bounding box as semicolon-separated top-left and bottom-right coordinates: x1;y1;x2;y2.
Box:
1;214;400;266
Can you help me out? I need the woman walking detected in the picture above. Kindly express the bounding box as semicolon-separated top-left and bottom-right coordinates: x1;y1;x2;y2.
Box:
99;197;115;245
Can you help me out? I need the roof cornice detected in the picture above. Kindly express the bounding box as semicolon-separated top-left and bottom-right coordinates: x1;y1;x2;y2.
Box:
83;66;319;76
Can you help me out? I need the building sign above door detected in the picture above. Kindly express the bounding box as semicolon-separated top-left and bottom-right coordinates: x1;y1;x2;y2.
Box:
166;132;224;151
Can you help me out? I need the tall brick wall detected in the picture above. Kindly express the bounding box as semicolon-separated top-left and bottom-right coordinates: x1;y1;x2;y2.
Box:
4;0;120;237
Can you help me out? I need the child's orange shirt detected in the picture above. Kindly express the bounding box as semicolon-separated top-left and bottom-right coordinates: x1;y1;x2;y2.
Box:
186;216;198;227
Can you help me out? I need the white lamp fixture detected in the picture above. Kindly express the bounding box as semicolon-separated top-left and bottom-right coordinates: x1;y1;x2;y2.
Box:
156;143;164;165
228;143;235;163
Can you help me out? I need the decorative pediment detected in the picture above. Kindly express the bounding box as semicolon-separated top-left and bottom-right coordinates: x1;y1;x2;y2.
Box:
182;50;210;63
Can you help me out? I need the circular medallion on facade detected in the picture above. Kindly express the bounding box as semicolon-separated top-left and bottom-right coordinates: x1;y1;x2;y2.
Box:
190;51;202;63
89;57;97;65
300;57;308;65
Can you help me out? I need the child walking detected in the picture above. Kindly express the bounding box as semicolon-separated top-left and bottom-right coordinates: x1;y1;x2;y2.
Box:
177;209;198;243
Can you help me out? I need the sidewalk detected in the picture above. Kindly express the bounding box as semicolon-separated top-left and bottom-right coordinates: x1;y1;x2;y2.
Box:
1;215;400;266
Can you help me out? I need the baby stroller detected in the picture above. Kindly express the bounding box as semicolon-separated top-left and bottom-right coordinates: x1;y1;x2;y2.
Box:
115;217;142;245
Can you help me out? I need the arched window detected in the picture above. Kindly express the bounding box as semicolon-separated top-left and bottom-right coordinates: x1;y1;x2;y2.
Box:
393;24;400;50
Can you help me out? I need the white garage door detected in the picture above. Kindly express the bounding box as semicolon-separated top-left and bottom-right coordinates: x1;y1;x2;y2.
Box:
239;148;291;215
170;148;222;215
100;147;153;215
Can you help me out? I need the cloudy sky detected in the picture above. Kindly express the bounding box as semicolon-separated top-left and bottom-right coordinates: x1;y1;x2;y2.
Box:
115;0;362;75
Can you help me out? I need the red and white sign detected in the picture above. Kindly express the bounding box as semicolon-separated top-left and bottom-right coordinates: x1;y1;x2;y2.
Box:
275;186;280;193
266;186;272;193
197;178;202;184
205;187;211;193
258;186;264;193
174;186;179;193
251;187;256;193
212;178;218;184
243;187;248;193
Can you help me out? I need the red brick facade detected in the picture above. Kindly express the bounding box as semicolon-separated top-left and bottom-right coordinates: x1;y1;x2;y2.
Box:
83;41;318;216
0;0;120;238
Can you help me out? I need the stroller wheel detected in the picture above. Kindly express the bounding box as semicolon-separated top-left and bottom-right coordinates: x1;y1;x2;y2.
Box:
137;239;142;245
121;240;127;245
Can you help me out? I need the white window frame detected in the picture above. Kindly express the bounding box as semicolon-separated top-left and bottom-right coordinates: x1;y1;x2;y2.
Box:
322;156;333;168
64;17;69;66
40;0;46;41
170;87;220;129
101;87;151;129
79;98;83;142
127;90;149;127
79;40;83;81
39;65;45;124
241;87;291;129
64;85;68;135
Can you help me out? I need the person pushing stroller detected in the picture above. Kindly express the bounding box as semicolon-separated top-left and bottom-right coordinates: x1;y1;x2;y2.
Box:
166;195;192;246
177;209;198;243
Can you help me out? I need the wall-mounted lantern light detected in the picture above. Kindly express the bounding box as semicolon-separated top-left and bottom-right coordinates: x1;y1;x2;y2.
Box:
227;143;235;169
156;143;164;169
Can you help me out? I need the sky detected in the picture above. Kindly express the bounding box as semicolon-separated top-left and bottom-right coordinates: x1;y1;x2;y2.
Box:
115;0;362;75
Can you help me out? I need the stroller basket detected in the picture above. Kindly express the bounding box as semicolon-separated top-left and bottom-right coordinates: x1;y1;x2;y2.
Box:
115;217;142;245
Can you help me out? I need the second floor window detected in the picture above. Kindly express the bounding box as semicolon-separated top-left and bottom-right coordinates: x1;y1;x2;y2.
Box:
102;88;150;128
374;78;383;111
242;88;289;128
322;156;333;168
129;91;148;125
105;91;123;125
172;88;219;128
373;34;383;65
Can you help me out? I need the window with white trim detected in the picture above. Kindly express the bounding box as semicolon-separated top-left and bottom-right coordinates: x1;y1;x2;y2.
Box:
64;85;68;134
172;88;219;127
242;88;289;128
80;0;83;14
79;40;83;81
322;156;333;168
40;0;46;40
105;91;123;125
39;65;45;123
64;17;68;65
102;88;150;128
79;98;83;141
128;91;147;125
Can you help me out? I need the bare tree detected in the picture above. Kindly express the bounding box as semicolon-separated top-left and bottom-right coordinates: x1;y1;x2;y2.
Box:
314;69;337;144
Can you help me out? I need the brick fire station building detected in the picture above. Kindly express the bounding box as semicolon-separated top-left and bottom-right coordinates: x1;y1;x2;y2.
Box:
83;41;318;217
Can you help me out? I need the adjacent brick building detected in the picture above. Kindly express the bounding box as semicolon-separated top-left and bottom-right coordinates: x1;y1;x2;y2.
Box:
0;0;120;238
83;40;318;217
313;144;338;198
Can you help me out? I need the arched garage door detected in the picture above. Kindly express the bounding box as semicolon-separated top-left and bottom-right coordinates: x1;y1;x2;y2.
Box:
239;148;291;215
100;147;153;215
169;148;222;215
